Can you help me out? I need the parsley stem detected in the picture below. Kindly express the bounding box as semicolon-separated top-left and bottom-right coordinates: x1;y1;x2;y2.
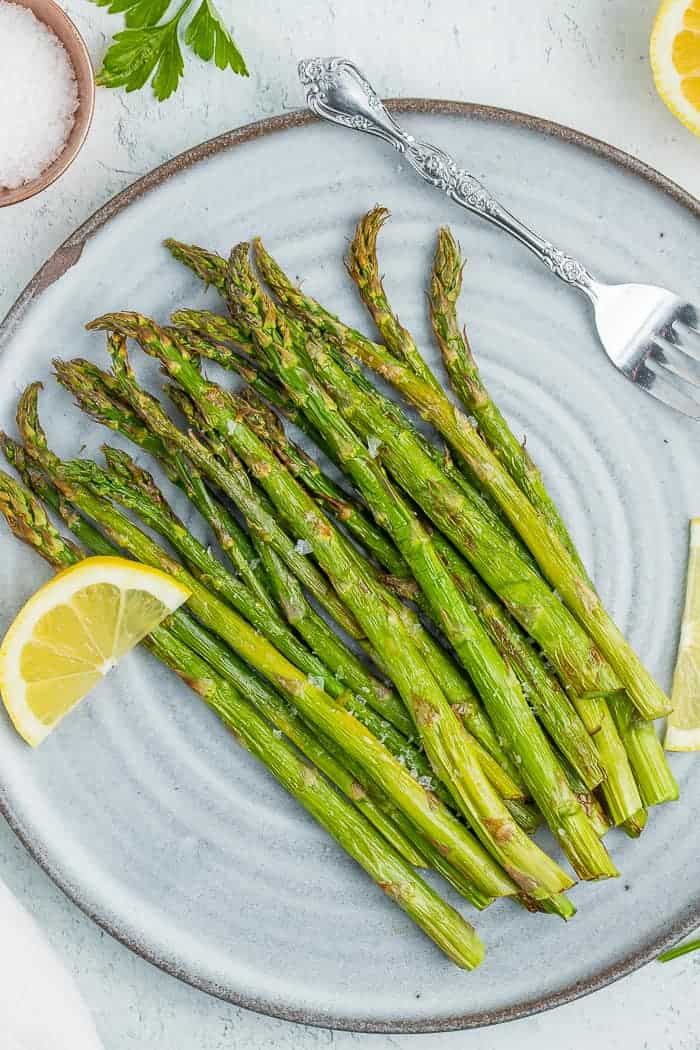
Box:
167;0;192;28
658;938;700;962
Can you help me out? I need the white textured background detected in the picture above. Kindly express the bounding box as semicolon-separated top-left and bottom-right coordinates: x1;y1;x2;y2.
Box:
1;0;700;1046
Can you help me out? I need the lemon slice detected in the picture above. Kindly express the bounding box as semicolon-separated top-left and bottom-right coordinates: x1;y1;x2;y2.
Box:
666;519;700;751
651;0;700;137
0;556;190;746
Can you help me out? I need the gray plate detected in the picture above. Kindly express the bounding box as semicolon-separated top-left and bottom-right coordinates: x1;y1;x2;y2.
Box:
0;102;699;1034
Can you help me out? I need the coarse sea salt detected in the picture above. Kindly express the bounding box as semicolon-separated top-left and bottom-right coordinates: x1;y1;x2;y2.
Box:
0;1;79;190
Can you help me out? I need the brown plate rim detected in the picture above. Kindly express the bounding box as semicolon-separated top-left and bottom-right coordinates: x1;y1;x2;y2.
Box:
1;98;698;1034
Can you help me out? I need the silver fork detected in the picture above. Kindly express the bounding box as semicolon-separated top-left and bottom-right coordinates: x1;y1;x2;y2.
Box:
298;56;700;420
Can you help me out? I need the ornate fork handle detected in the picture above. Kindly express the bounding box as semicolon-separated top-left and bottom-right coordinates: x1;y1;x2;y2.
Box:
299;57;596;295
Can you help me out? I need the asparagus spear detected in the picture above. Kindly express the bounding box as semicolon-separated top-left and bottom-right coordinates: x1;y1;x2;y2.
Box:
225;252;617;880
0;471;487;962
52;351;276;615
56;351;526;801
341;209;671;721
154;632;489;962
426;234;677;807
251;241;612;686
89;319;582;897
607;694;679;807
53;358;364;644
68;445;417;738
166;240;535;564
7;443;539;849
115;338;528;797
6;443;513;894
8;456;428;869
170;281;659;827
52;356;417;738
230;250;650;822
430;530;604;789
229;386;410;579
252;230;669;722
167;264;620;758
171;298;536;573
163;381;536;812
248;245;672;822
236;402;602;795
16;384;516;900
250;246;660;828
57;448;455;805
429;225;588;576
68;447;369;700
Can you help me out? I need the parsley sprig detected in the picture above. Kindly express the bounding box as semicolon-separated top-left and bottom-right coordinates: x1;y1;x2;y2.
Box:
91;0;249;101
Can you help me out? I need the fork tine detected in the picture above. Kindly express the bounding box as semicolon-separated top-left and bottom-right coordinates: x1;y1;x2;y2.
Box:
673;317;700;350
650;335;700;388
673;300;700;329
644;358;700;419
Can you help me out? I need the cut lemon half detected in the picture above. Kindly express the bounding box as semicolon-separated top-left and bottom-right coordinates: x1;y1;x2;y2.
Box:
651;0;700;137
0;557;190;746
666;519;700;751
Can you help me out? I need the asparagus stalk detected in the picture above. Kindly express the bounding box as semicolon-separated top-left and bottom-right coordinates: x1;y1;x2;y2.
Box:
53;357;363;644
171;298;536;574
88;319;581;897
232;387;410;578
249;248;658;829
117;338;528;796
52;351;276;615
248;244;668;825
55;351;525;800
607;695;679;807
169;272;654;828
170;319;294;415
163;382;534;811
426;234;678;808
151;632;488;965
6;442;537;850
341;209;671;721
166;240;534;566
8;436;486;835
234;250;649;824
252;241;614;690
68;445;416;739
223;251;616;881
430;531;604;789
429;225;588;576
11;459;428;869
16;384;516;900
167;265;614;799
0;470;487;961
252;231;669;722
68;447;371;702
166;334;552;807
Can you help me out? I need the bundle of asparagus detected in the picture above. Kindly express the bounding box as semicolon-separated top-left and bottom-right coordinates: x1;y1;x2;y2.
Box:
0;208;679;969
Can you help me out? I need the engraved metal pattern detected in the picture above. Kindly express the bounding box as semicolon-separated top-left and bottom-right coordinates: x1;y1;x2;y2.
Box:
540;243;589;285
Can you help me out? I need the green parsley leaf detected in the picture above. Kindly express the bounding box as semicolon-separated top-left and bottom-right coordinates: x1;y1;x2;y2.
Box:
184;0;248;75
88;0;173;30
95;0;192;100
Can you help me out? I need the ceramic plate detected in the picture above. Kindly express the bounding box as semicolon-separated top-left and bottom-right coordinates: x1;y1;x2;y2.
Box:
0;102;699;1033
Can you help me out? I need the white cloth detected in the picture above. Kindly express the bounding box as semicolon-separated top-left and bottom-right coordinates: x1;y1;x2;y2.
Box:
0;876;103;1050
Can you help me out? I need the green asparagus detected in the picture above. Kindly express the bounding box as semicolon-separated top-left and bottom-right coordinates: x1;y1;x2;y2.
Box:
85;316;580;897
0;468;487;961
16;382;517;900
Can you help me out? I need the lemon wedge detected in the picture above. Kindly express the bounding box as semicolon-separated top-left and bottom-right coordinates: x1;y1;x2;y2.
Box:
651;0;700;137
666;519;700;751
0;556;190;746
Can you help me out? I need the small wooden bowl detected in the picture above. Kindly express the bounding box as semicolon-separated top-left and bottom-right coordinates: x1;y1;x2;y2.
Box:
0;0;95;207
